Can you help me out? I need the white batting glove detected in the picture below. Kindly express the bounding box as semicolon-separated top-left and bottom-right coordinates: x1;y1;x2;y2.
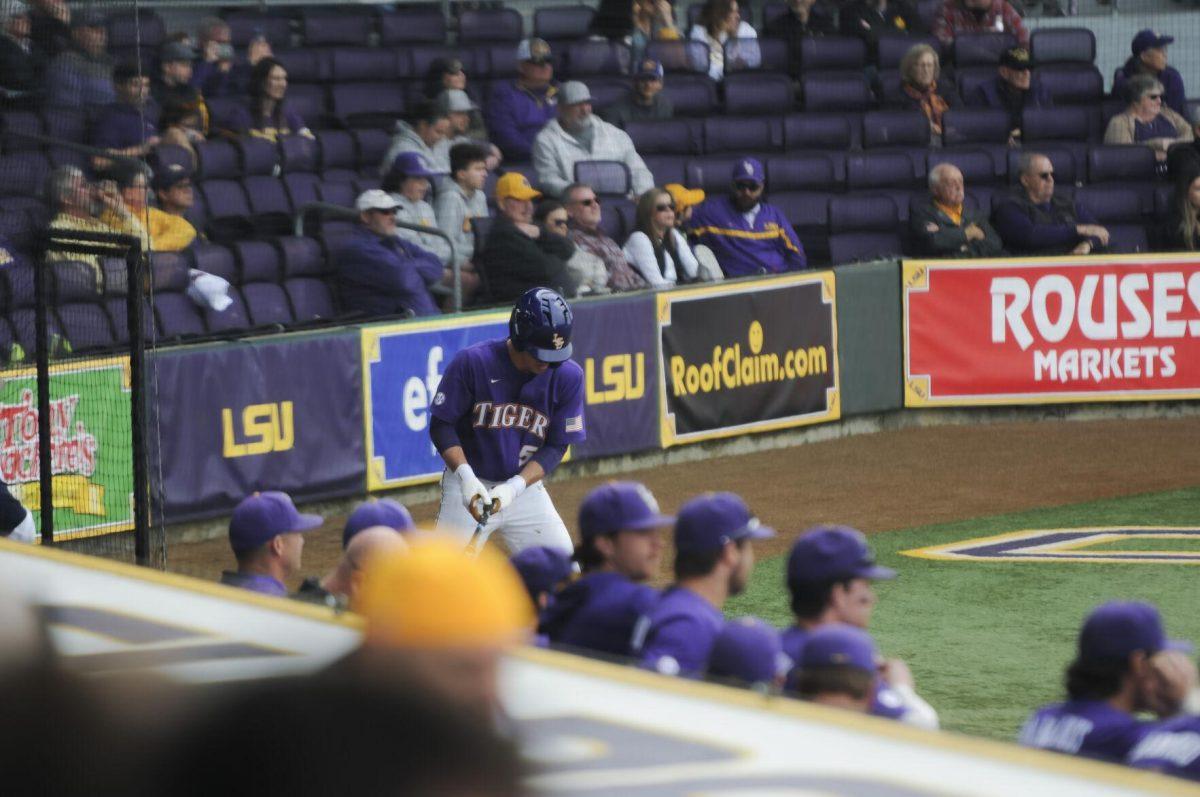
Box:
489;476;527;515
6;509;35;544
455;464;491;522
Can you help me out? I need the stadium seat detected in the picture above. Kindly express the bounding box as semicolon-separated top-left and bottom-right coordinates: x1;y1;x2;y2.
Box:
876;34;941;70
626;119;703;155
703;116;780;154
0;153;49;203
276;49;328;83
300;9;373;46
224;11;292;48
279;135;319;174
802;74;874;112
760;0;790;29
800;36;867;72
1;111;42;151
771;191;832;266
106;10;165;49
199;180;254;241
204;290;253;333
583;76;631;112
846;152;922;222
1087;145;1158;214
534;6;596;42
330;48;406;83
353;129;392;176
563;40;631;77
646;41;710;75
783;112;856;155
952;32;1017;67
409;45;478;78
660;75;718;116
766;154;841;191
1035;66;1104;107
42;107;86;143
242;176;294;236
458;8;523;42
191;242;240;285
332;83;405;129
862;110;931;149
1029;28;1096;65
574;161;631;197
642;155;687;186
379;5;446;45
686;155;751;193
597;198;631;242
51;260;114;352
195;140;241;181
723;73;793;116
828;195;903;264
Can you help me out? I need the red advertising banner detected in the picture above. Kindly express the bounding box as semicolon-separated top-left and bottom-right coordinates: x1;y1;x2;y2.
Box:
903;255;1200;406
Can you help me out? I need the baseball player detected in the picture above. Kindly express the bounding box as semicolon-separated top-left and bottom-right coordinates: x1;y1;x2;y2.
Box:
1128;715;1200;780
429;287;585;555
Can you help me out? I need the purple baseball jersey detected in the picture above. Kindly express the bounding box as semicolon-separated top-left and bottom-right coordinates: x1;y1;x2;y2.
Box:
431;339;586;482
1019;700;1151;763
780;624;905;719
1128;716;1200;781
634;586;725;677
541;572;659;658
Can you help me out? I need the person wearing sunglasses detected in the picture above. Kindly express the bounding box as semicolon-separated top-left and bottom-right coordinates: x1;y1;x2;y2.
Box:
1104;73;1192;163
967;46;1051;148
535;198;609;295
992;152;1110;257
624;188;699;288
687;158;807;277
564;183;647;292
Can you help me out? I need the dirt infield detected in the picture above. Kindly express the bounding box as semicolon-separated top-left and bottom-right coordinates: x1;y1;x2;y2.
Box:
167;415;1200;584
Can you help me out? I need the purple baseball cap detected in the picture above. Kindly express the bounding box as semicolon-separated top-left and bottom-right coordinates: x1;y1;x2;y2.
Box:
1132;29;1173;57
674;492;774;554
732;157;764;186
228;491;323;554
387;151;436;181
1078;601;1192;663
787;525;896;586
578;481;673;539
708;617;791;685
800;624;879;673
510;546;574;602
343;498;414;548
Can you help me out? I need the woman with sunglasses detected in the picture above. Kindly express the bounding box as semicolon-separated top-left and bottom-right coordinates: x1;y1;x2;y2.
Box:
536;199;609;295
624;188;699;288
1104;74;1192;163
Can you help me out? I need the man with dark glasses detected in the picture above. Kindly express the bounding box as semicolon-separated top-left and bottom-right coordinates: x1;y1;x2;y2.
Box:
993;152;1109;256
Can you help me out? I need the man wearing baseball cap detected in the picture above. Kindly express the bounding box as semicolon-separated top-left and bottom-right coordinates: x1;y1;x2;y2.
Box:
602;58;674;128
383;151;453;269
479;172;575;302
153;41;206;125
1020;600;1197;764
342;498;414;548
220;490;323;597
45;7;114;110
687;157;807;277
634;492;773;677
510;545;574;614
541;481;672;657
532;80;654;198
707;617;791;692
1114;30;1186;118
486;37;558;161
0;0;46;100
792;624;881;714
335;189;443;318
967;46;1051;144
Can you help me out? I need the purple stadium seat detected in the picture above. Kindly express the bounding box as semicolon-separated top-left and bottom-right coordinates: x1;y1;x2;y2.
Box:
0;210;34;251
723;38;788;74
475;42;520;79
660;75;718;116
459;8;523;42
942;109;1010;146
801;36;867;72
277;236;327;276
685;155;750;193
802;74;874;112
2;111;42;151
771;190;831;264
1035;66;1103;107
646;41;710;75
241;176;294;236
279;135;319;174
284;173;322;214
233;240;283;284
952;32;1017;67
285;278;337;322
1088;145;1157;184
1022;107;1092;144
574;161;631;197
767;154;840;191
153;292;207;339
643;155;687;186
317;130;357;173
626;119;702;155
56;302;115;351
847;152;921;221
301;10;372;46
191;242;240;285
876;34;941;69
4;264;34;308
224;11;292;48
51;259;100;302
783;113;855;152
239;138;279;177
105;293;155;345
863;110;931;149
929;149;1000;185
275;49;328;83
535;6;596;41
354;129;392;175
704;116;779;154
330;48;404;82
204;290;253;333
319;181;357;208
1106;225;1150;254
42;107;85;143
1030;28;1095;65
597;198;630;242
380;5;446;45
955;66;999;103
332;83;405;129
828;195;903;263
582;76;630;112
107;10;165;48
564;40;631;77
183;190;207;232
0;153;48;201
761;0;790;29
1074;185;1143;222
149;252;190;289
409;45;478;77
195;140;241;181
10;306;63;356
723;72;793;116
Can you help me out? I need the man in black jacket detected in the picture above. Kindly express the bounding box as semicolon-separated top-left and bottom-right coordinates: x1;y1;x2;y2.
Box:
479;173;576;302
910;163;1004;258
0;0;47;103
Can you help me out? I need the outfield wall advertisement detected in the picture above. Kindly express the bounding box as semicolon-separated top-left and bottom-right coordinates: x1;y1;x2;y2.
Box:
904;255;1200;406
657;273;840;446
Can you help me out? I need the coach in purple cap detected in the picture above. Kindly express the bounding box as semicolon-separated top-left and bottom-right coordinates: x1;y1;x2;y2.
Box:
634;492;773;677
707;617;790;691
687;157;807;277
792;624;879;714
343;498;414;548
221;491;323;597
541;481;672;658
1114;30;1186;118
1020;600;1197;764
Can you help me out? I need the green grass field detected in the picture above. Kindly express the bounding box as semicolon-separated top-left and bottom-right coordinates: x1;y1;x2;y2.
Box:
726;486;1200;741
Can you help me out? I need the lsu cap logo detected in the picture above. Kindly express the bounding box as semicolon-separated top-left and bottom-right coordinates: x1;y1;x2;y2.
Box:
552;333;565;349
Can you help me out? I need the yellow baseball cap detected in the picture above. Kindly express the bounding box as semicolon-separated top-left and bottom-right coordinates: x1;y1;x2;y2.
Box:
354;537;534;649
665;183;705;212
495;172;542;203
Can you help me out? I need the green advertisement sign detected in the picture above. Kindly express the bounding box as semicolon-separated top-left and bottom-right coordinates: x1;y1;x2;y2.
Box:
0;357;133;540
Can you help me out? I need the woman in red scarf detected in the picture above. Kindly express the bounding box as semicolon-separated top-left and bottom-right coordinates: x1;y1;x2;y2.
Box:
893;43;958;145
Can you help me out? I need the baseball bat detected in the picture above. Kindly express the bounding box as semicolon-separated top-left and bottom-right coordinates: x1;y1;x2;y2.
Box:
464;503;493;558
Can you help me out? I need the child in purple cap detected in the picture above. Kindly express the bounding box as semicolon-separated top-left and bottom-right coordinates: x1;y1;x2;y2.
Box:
541;481;671;658
220;491;323;597
1019;600;1197;764
633;492;773;677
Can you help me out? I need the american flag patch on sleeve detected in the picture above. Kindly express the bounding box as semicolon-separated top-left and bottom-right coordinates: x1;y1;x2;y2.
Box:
565;415;583;433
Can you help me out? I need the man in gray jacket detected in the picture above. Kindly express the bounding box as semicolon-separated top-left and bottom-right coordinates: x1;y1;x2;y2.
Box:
380;101;451;176
434;143;491;297
909;163;1004;259
533;81;655;199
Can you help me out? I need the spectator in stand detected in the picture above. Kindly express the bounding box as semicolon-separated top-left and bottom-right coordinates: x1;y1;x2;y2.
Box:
565;182;647;292
90;62;158;160
192;16;267;99
839;0;922;59
151;163;197;242
625;187;698;288
533;81;655;199
380;101;451;177
25;0;67;56
424;59;490;143
933;0;1028;47
434;143;490;286
635;492;774;677
892;43;958;143
775;0;837;78
910;163;1004;258
1113;30;1186;119
688;158;807;276
479;173;575;301
1104;74;1192;164
541;481;670;658
791;625;881;714
707;618;791;691
44;7;113;110
1019;601;1197;764
337;190;443;319
690;0;760;83
219;491;322;597
157;96;206;165
1164;171;1200;252
591;0;682;67
223;57;312;143
486;38;559;162
993;152;1110;256
0;0;47;102
537;198;608;295
665;183;704;229
436;89;502;171
152;41;207;132
100;160;197;253
46;166;114;287
968;46;1050;146
601;58;673;128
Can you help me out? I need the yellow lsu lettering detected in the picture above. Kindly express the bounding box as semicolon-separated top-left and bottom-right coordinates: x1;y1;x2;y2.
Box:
221;402;295;458
670;345;828;397
585;354;645;404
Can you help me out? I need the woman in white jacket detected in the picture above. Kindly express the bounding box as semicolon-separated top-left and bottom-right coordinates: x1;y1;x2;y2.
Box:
623;188;699;288
689;0;760;82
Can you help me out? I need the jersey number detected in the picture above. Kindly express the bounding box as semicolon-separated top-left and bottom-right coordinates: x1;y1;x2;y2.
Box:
518;445;539;467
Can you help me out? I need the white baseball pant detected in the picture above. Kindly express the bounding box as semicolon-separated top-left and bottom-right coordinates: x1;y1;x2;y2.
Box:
434;468;574;555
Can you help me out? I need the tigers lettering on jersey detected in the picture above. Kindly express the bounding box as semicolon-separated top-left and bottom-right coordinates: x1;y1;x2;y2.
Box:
471;401;550;439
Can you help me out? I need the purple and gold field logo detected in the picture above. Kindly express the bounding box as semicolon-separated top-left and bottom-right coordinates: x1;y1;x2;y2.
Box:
903;527;1200;564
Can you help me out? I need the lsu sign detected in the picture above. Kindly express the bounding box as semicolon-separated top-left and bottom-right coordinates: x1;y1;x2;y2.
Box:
222;402;294;458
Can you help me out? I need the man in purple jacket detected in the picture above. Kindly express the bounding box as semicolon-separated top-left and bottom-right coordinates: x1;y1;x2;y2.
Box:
220;491;323;597
993;152;1110;256
1019;601;1197;764
336;190;442;318
634;492;774;677
485;38;559;162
